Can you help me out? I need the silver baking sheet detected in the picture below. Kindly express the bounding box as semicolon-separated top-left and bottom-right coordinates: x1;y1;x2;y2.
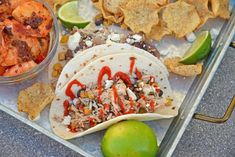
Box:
0;1;235;157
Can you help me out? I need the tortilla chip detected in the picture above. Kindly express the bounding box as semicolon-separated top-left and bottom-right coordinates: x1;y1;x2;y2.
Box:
18;83;55;121
121;0;159;34
97;0;124;23
148;20;171;41
103;0;127;15
183;0;214;27
150;0;169;7
164;57;203;76
210;0;230;19
162;1;200;38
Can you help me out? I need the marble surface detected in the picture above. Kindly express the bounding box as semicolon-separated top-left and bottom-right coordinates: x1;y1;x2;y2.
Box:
0;47;234;157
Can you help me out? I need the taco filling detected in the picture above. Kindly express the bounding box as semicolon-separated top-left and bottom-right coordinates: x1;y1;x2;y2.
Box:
61;57;173;133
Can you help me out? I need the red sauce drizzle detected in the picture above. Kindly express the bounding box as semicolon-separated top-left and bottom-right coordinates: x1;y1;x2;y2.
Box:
97;66;112;103
113;71;132;87
150;100;155;111
65;80;86;100
135;68;142;80
63;100;70;116
129;57;136;74
112;85;126;113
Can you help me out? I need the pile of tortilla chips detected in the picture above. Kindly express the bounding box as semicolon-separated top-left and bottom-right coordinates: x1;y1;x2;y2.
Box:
45;0;70;11
94;0;230;40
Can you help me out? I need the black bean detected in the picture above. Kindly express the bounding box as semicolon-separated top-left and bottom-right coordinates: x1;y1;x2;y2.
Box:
95;18;104;26
158;90;163;97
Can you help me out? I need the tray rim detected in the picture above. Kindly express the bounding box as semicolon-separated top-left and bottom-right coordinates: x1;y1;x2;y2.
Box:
0;4;235;157
158;6;235;157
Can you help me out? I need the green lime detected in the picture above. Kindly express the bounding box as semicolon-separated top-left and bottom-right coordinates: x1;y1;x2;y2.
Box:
180;31;212;64
101;120;158;157
58;1;90;29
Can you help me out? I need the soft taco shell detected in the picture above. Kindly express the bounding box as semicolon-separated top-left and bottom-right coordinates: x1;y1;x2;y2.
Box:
50;53;178;139
56;43;169;93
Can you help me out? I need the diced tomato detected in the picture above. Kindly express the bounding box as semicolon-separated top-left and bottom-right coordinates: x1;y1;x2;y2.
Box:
150;100;155;111
68;124;78;133
89;117;96;127
154;86;161;93
104;104;110;111
99;109;105;119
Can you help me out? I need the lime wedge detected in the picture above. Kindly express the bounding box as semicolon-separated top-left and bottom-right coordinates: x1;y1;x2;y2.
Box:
180;31;212;64
58;1;90;29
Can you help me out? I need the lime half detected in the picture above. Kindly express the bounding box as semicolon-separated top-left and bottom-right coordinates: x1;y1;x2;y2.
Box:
101;120;158;157
58;1;90;29
180;31;212;64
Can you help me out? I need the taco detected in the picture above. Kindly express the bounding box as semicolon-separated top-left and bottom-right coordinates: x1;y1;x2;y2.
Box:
56;43;169;93
50;47;178;139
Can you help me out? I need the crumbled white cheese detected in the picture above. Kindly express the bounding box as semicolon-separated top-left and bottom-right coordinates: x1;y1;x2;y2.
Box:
127;88;137;101
106;33;120;44
126;38;134;44
186;32;196;42
210;28;219;40
62;115;71;125
132;34;142;42
104;80;114;89
126;34;142;44
72;98;80;105
85;40;93;47
68;32;81;51
143;85;155;96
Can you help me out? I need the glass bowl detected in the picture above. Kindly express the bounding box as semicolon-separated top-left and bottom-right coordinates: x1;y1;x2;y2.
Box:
0;0;59;85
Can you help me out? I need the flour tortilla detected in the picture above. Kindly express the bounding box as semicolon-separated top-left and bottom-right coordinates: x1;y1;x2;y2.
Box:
56;43;169;93
50;52;178;139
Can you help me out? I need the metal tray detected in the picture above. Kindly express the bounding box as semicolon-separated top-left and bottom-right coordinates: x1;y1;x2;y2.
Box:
0;2;235;157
